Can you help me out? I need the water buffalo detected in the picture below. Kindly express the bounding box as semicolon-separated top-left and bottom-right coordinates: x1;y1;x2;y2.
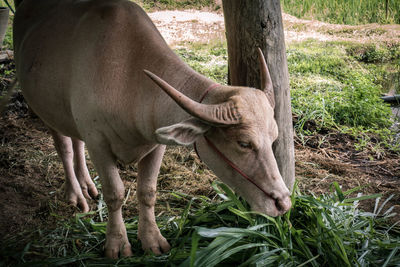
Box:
14;0;292;258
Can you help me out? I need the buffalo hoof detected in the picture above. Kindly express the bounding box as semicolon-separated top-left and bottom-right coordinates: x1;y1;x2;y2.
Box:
79;178;99;200
104;236;133;259
65;184;90;213
139;227;171;255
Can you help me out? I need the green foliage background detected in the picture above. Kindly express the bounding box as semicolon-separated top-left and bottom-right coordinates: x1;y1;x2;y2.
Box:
282;0;400;25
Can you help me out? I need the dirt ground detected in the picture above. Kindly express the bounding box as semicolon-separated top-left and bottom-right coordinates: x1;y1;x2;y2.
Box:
0;10;399;245
147;10;400;46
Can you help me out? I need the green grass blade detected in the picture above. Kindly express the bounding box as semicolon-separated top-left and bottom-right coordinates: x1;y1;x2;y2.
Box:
227;207;254;225
297;254;320;267
343;193;382;203
191;236;241;267
333;182;345;202
189;231;200;267
382;247;399;267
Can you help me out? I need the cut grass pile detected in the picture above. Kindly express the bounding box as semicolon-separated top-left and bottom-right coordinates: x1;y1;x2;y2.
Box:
1;182;399;266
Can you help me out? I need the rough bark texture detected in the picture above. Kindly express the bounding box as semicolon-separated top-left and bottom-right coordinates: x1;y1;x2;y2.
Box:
222;0;295;190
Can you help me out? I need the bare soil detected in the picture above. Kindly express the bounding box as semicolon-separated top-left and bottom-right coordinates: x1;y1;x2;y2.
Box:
148;10;400;46
0;11;399;250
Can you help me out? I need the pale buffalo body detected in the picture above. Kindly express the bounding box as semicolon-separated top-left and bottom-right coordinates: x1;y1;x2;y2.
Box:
14;0;291;258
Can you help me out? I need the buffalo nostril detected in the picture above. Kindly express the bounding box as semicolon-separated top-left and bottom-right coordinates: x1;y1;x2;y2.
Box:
274;198;283;211
275;197;292;212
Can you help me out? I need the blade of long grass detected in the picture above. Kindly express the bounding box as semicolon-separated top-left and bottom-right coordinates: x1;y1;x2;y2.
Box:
297;254;320;267
290;229;317;266
332;232;351;266
342;185;367;196
190;236;241;267
373;197;381;215
376;194;394;216
343;193;382;204
238;248;282;267
332;182;345;202
204;243;269;266
211;182;228;200
189;231;200;267
196;227;234;238
382;247;399;267
227;207;253;224
200;226;280;242
176;198;193;239
217;183;248;213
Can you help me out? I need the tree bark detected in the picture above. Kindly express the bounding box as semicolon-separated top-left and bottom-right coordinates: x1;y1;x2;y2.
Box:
222;0;295;190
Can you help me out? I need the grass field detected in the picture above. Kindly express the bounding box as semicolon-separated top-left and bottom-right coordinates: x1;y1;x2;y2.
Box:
133;0;400;25
282;0;400;25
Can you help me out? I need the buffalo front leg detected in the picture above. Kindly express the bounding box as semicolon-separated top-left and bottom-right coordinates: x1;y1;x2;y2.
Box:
49;129;89;212
86;143;132;258
72;138;98;199
137;145;171;255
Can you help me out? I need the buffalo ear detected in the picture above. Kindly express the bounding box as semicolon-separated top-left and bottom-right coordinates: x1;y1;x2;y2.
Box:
155;118;210;146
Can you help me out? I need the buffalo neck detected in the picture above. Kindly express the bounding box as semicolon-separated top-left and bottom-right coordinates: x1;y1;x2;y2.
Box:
147;56;217;133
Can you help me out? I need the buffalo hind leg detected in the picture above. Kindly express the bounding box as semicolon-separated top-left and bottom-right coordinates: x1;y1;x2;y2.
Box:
49;129;89;212
72;138;98;199
137;145;171;255
86;140;132;258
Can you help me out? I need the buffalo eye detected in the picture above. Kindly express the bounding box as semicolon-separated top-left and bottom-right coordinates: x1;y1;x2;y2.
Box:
237;141;252;150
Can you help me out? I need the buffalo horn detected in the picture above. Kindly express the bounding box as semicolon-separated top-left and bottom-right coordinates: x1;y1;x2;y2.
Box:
144;70;241;126
257;48;275;108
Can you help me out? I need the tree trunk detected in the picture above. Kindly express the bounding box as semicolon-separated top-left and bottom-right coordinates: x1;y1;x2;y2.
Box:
222;0;295;190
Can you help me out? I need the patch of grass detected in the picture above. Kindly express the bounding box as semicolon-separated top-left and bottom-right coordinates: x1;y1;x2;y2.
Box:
345;43;400;64
287;40;398;151
133;0;221;11
3;21;13;50
282;0;400;25
286;23;308;32
326;27;388;37
1;182;399;266
174;40;228;84
0;15;13;51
